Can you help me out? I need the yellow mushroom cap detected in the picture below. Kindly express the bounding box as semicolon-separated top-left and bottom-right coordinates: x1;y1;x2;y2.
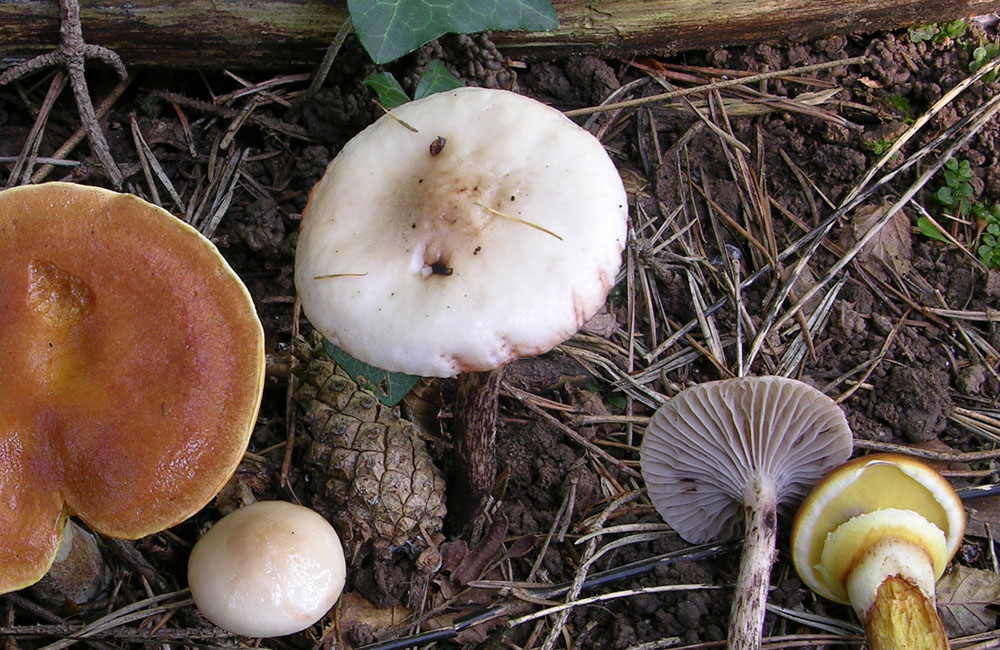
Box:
0;182;265;594
791;454;966;604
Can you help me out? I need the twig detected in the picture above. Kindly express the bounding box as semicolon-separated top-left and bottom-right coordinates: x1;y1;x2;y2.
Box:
356;541;734;650
564;56;867;117
1;0;127;186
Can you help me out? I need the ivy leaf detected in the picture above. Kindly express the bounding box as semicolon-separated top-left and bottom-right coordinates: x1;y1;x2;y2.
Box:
362;72;411;108
415;61;465;99
349;0;558;64
321;338;420;406
917;216;949;242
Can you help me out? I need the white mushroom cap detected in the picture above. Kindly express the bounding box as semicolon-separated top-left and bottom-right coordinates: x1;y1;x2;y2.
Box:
188;501;346;637
639;376;853;543
295;87;628;377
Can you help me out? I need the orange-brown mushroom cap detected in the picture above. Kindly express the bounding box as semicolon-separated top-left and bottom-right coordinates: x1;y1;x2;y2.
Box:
0;182;265;594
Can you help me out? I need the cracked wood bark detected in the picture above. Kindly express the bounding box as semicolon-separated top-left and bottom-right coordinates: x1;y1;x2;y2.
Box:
1;1;998;69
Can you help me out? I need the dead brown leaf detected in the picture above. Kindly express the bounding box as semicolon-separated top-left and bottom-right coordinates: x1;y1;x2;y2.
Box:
839;199;912;282
337;591;411;638
964;495;1000;538
936;565;1000;637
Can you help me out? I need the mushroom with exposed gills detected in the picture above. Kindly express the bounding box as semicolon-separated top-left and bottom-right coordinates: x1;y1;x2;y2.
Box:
639;376;853;650
790;454;966;650
0;182;265;596
188;501;347;637
295;87;628;526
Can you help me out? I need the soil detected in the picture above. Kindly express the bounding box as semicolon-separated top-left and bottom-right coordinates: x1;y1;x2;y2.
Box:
2;12;1000;650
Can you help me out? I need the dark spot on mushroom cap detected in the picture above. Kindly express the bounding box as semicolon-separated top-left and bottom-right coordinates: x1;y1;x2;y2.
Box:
431;262;452;276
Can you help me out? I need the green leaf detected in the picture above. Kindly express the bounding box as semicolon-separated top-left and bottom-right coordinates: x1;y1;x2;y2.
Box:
349;0;559;64
362;72;411;108
917;216;949;242
943;169;959;188
321;338;421;406
908;24;937;43
941;19;967;40
956;183;975;199
935;186;955;205
414;60;465;100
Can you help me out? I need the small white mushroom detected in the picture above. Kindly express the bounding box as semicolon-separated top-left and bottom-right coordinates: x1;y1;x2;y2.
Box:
639;376;852;650
188;501;347;638
295;87;628;522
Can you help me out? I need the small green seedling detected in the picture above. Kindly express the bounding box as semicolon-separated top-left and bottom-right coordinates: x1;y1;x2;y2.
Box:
918;158;974;242
864;138;896;155
908;20;967;44
975;204;1000;269
969;41;1000;82
364;60;465;110
934;157;975;218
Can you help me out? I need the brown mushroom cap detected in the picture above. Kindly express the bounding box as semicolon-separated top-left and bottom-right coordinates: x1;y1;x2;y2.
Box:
0;183;265;594
640;376;853;543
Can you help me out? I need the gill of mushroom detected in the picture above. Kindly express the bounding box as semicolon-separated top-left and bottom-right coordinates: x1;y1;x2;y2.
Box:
640;376;853;650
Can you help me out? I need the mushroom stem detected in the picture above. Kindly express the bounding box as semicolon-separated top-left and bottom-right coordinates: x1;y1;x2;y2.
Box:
846;540;948;650
30;520;109;606
728;474;779;650
865;575;949;650
448;366;505;531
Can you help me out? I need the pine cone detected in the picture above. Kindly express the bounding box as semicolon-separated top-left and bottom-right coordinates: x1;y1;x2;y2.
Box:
294;335;446;556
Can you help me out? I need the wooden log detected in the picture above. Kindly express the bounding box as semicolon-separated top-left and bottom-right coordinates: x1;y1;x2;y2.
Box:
1;0;997;70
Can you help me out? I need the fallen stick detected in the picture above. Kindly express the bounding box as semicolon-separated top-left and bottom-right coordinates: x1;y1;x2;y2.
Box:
0;0;997;69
